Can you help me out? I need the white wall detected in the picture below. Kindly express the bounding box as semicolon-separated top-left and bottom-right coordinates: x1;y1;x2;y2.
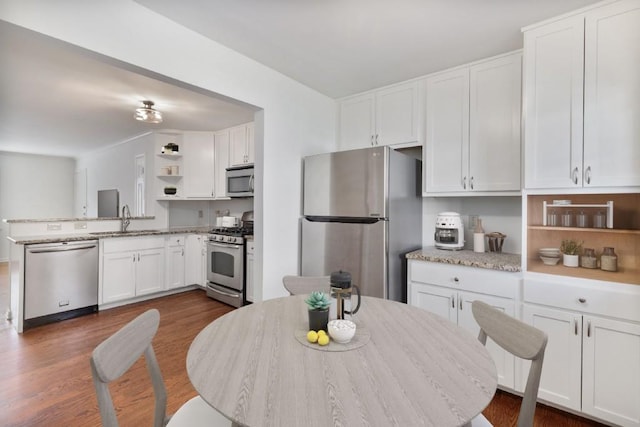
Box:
422;196;522;254
0;0;337;300
0;152;75;261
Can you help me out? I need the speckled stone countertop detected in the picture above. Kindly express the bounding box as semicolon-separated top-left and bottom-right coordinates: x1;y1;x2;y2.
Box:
406;246;522;272
3;216;155;223
7;227;211;245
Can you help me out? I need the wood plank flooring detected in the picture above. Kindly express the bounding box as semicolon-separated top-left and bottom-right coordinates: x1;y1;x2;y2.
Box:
0;263;608;426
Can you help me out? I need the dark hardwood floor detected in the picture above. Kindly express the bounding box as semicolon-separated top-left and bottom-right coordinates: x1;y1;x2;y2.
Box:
0;263;608;426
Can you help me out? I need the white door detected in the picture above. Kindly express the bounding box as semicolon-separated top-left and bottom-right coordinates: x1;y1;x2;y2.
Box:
375;81;419;146
229;124;249;166
583;0;640;188
522;304;582;411
582;315;640;426
182;132;214;197
166;242;185;290
458;292;516;389
102;251;136;303
185;235;204;286
339;93;375;151
523;16;585;189
425;68;469;193
469;53;522;192
214;130;230;198
245;122;255;164
135;248;165;295
74;168;87;217
409;282;457;323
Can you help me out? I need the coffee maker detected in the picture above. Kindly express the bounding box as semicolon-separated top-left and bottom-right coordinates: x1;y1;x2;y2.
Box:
330;271;361;320
434;212;465;250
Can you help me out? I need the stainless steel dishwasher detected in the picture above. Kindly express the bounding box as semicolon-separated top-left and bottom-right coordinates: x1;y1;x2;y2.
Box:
24;240;99;329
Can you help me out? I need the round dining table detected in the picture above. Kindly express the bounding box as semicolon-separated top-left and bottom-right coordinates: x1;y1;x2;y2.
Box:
187;295;497;427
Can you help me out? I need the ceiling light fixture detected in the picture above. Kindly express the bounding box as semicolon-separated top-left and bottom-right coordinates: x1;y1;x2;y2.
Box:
134;100;163;123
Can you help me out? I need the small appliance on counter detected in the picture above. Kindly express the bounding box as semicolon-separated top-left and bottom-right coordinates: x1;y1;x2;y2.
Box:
434;212;465;250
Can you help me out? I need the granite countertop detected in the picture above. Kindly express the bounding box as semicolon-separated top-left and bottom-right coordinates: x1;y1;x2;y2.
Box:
3;216;155;223
7;227;211;245
406;246;522;272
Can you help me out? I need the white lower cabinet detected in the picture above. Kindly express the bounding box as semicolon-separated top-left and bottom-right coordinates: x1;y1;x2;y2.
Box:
245;240;255;302
523;277;640;426
185;234;206;287
408;260;521;389
102;237;165;304
165;235;185;290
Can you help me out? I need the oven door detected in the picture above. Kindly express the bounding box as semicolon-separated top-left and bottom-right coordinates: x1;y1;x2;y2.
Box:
207;241;244;291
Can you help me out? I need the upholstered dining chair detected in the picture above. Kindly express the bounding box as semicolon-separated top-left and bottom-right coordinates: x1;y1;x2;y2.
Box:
90;309;232;427
469;300;548;427
282;275;331;295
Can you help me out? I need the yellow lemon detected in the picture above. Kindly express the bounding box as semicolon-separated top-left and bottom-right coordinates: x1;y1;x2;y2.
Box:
317;330;327;336
317;334;330;346
306;330;318;343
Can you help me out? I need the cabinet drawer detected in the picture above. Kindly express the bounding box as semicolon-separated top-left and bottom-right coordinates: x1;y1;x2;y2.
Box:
524;277;640;323
409;260;521;299
167;235;185;246
103;236;165;253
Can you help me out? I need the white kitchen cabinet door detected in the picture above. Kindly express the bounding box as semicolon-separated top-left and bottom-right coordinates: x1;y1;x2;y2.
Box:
182;132;215;198
214;130;230;198
375;81;420;146
245;122;255;164
523;16;585;189
245;240;255;302
135;248;165;296
185;235;205;287
522;304;582;411
469;53;522;192
582;315;640;426
583;0;640;188
166;236;185;290
409;282;457;323
425;68;469;192
102;251;136;304
458;292;516;390
229;123;253;167
339;93;376;151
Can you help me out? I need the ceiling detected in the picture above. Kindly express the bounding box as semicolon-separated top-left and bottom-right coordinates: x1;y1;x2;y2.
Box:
0;21;257;158
137;0;600;98
1;0;600;158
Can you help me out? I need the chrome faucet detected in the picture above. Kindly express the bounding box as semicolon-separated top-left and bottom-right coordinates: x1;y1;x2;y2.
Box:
121;204;131;232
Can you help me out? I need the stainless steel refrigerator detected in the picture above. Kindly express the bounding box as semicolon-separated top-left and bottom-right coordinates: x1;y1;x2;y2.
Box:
301;146;422;302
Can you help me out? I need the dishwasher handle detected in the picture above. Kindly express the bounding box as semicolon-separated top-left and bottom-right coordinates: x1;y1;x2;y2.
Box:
27;244;97;254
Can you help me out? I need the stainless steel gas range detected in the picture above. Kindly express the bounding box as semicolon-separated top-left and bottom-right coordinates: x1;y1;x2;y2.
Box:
205;226;252;307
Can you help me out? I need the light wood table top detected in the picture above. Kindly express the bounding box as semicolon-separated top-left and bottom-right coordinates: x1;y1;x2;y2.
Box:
187;296;497;427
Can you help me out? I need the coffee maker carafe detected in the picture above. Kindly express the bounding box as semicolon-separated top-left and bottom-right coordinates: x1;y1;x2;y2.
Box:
330;270;361;320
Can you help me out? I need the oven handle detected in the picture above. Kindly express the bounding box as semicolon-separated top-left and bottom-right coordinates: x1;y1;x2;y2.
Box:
208;242;242;250
207;284;241;298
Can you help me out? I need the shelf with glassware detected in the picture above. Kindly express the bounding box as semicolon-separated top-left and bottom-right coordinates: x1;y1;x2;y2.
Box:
526;193;640;285
155;136;184;199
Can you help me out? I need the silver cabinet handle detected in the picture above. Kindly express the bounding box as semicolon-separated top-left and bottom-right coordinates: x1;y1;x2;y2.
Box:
587;320;591;338
375;134;379;145
462;176;467;189
459;299;463;310
451;295;455;308
470;176;474;190
27;244;97;254
133;254;136;262
454;277;459;283
181;249;184;256
585;166;591;185
574;319;579;335
249;174;255;192
578;297;586;303
138;253;140;262
371;135;374;146
572;167;579;185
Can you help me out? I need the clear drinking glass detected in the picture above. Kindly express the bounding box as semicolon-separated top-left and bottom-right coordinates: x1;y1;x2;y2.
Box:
576;211;588;228
561;211;573;227
547;210;558;227
593;211;606;228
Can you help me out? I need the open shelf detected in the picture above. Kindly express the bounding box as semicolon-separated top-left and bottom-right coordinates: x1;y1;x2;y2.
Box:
528;258;639;285
528;226;640;235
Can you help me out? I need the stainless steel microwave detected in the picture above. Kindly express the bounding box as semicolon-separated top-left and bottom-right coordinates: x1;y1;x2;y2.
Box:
226;165;254;197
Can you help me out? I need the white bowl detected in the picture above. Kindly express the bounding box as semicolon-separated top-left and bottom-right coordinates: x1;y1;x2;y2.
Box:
539;247;561;257
540;255;561;266
327;319;356;344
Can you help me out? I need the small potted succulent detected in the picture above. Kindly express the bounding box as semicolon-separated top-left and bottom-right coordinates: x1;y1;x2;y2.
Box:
560;239;582;268
305;291;331;331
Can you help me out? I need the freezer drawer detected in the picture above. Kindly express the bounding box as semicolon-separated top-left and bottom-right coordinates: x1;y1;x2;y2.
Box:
301;218;387;299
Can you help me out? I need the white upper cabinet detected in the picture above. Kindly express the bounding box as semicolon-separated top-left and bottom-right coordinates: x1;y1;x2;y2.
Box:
214;129;230;199
524;0;640;189
583;0;640;187
425;68;469;193
229;122;255;167
182;132;215;198
425;52;522;194
339;80;420;151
